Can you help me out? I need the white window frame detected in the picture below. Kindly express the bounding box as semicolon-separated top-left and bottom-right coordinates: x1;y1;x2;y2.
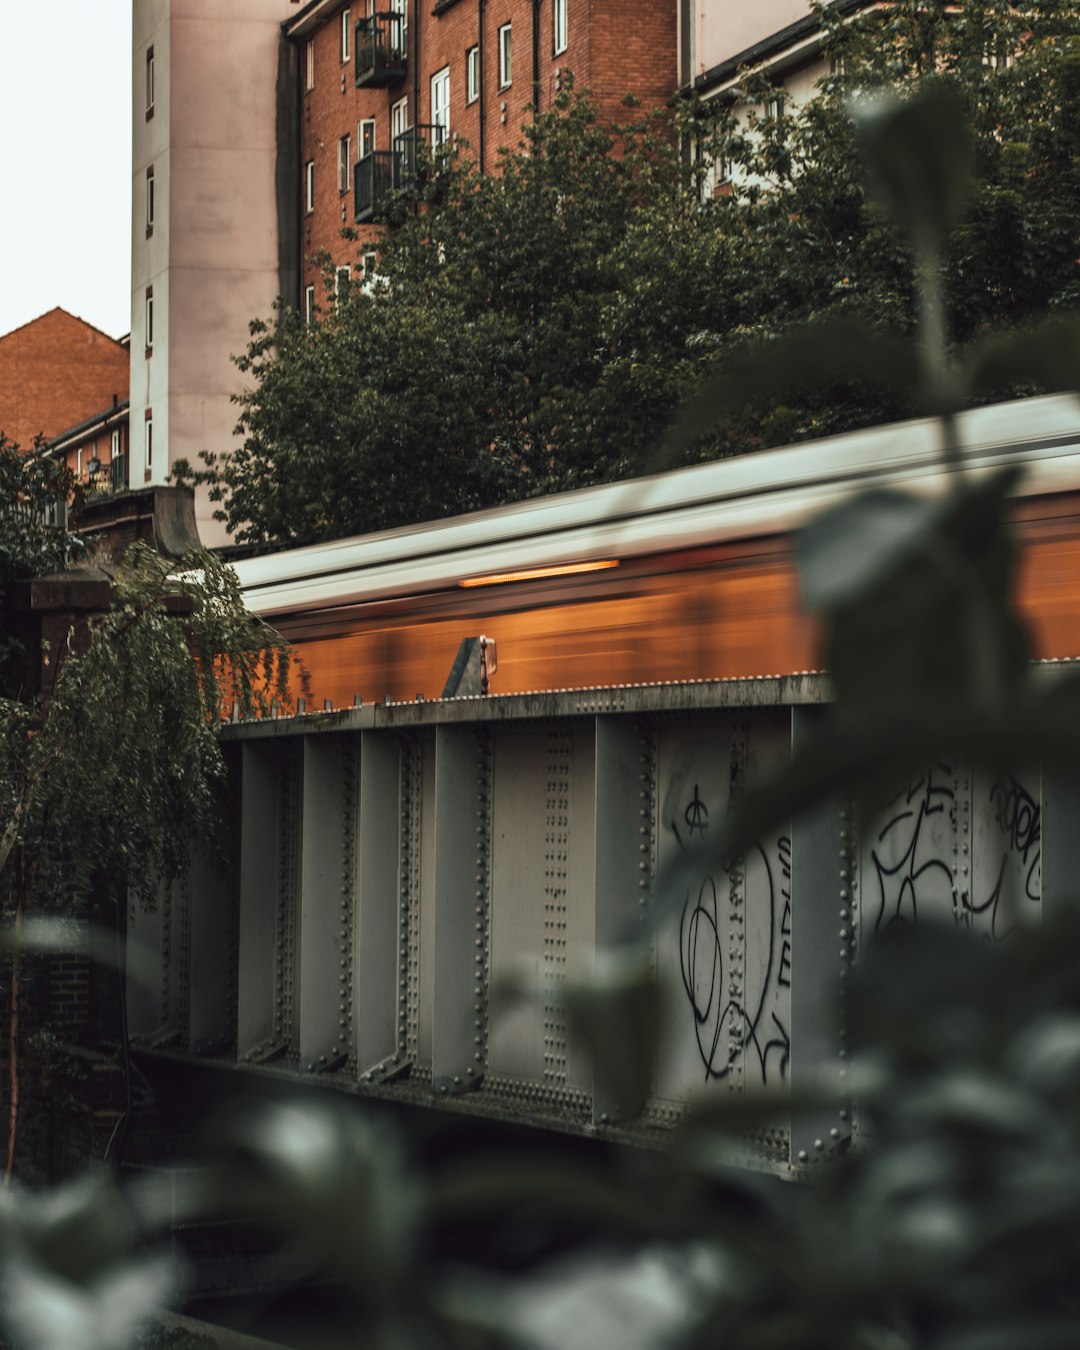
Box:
145;289;154;350
146;46;155;116
146;166;155;232
306;38;315;90
431;66;450;142
466;45;479;104
391;96;409;147
145;414;153;469
391;0;407;59
338;134;351;192
111;429;120;459
305;159;315;213
553;0;567;56
361;250;378;278
335;264;351;299
358;118;376;159
341;7;351;63
305;284;316;323
498;23;512;89
765;91;785;122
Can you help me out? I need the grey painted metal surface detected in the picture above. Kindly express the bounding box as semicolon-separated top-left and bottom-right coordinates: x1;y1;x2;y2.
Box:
236;743;287;1060
133;672;1066;1174
298;737;354;1072
188;838;234;1053
432;726;491;1098
355;732;402;1075
788;707;849;1165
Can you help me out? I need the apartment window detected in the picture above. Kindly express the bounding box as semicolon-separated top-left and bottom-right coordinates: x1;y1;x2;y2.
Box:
305;38;315;90
362;250;378;278
145;411;153;471
145;286;154;352
392;0;408;59
146;46;155;118
984;38;1015;70
146;166;155;234
765;91;785;122
553;0;567;56
431;67;450;141
305;284;316;323
111;429;120;461
335;264;351;299
305;159;315;213
698;150;729;200
341;7;351;62
391;96;408;146
338;134;351;192
76;446;83;479
498;23;512;89
466;45;479;104
358;118;375;158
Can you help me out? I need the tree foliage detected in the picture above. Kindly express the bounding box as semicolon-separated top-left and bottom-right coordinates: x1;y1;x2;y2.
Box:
184;1;1080;550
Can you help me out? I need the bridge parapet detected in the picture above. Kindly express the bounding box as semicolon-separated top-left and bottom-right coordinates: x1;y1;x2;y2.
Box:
127;671;1073;1174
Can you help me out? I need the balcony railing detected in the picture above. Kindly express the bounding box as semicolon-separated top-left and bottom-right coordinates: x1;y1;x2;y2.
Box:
393;123;449;191
355;12;407;88
109;453;128;495
83;454;129;501
355;150;396;223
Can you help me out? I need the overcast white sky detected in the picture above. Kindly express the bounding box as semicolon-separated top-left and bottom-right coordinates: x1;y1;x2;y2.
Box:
0;1;132;340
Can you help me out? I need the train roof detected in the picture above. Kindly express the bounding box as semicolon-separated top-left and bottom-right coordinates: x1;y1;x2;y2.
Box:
234;393;1080;616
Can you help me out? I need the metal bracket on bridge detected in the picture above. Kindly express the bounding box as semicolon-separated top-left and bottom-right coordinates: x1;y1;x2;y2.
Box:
441;635;497;697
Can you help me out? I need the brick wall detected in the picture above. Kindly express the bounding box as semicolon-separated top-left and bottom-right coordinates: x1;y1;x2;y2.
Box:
0;309;129;450
294;0;679;303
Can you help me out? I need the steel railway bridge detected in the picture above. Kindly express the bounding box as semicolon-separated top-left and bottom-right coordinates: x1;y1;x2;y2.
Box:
127;667;1079;1176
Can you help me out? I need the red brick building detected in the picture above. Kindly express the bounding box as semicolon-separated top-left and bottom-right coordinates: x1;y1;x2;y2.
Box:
0;309;129;452
47;400;131;499
283;0;678;309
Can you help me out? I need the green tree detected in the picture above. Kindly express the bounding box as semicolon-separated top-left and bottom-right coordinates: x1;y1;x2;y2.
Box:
670;0;1080;452
181;85;690;549
187;3;1080;550
0;436;295;1177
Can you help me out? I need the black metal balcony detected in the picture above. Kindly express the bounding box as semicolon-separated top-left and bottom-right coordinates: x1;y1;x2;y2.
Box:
355;13;406;88
83;452;128;500
355;150;396;223
393;123;449;191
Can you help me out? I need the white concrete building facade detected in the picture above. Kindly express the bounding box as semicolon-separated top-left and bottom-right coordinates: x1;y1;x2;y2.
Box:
130;0;298;546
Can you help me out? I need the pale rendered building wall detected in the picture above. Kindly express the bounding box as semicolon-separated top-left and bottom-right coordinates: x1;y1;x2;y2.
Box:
130;0;297;547
688;0;814;81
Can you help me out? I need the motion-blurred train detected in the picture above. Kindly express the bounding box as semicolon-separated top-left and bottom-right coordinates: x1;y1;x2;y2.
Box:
233;393;1080;705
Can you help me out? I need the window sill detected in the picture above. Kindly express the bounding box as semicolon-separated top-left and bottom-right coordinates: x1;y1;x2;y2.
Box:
432;0;464;13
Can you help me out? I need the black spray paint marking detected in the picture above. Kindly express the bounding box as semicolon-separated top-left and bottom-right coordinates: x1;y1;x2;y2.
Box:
778;835;792;989
678;841;787;1085
872;764;955;932
990;775;1041;903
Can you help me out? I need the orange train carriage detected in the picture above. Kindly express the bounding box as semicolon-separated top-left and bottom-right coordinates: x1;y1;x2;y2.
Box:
232;394;1080;705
